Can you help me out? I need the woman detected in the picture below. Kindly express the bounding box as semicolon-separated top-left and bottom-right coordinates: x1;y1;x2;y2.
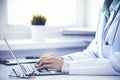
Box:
35;0;120;75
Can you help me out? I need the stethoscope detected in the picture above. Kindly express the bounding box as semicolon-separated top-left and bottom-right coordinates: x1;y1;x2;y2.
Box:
97;7;120;58
103;7;120;46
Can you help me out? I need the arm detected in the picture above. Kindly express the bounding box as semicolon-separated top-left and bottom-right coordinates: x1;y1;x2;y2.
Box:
61;38;99;73
68;52;120;75
62;39;99;61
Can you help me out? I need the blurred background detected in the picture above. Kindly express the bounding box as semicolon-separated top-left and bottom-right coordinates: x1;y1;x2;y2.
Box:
0;0;104;40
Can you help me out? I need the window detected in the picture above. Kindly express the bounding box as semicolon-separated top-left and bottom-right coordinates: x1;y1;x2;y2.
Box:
0;0;103;39
7;0;77;26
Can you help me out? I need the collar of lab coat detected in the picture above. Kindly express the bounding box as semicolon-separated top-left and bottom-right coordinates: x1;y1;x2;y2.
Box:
110;0;120;12
102;0;120;18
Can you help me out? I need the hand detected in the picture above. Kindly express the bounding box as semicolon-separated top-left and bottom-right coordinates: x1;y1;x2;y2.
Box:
35;54;64;71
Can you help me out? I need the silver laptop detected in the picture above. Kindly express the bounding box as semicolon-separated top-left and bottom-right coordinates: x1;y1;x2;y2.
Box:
1;34;67;78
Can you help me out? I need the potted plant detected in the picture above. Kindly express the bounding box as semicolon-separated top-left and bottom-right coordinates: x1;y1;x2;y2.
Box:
31;13;47;25
30;13;47;41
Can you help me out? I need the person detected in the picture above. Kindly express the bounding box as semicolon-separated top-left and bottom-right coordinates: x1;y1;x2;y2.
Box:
35;0;120;75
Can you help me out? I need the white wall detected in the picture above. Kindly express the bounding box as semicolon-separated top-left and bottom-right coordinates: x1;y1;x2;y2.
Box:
0;0;8;34
76;0;84;27
85;0;104;28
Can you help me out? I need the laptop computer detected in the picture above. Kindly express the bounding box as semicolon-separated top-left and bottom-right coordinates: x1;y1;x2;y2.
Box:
1;34;67;78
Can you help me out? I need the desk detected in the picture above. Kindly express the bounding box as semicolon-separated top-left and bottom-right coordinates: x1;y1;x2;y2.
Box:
0;64;120;80
1;36;119;80
35;75;120;80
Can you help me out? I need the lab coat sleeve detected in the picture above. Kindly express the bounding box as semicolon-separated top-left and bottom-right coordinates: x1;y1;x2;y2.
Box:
61;34;99;73
61;37;99;73
61;61;70;73
109;52;120;74
69;55;120;75
62;38;99;61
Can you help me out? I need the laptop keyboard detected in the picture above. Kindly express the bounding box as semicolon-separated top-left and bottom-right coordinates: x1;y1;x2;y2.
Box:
21;64;64;76
22;64;37;72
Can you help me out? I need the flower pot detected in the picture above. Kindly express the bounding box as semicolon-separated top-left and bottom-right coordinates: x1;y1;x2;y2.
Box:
31;25;46;41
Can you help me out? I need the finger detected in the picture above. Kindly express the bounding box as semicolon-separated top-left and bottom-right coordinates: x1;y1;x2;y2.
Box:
36;57;51;68
36;56;50;64
37;54;56;63
37;59;53;68
37;64;52;70
36;57;42;64
35;54;55;68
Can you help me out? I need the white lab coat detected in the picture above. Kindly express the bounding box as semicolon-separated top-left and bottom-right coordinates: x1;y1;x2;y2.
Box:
63;3;120;75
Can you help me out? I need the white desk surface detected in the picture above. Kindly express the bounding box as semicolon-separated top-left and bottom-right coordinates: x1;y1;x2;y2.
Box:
35;75;120;80
0;64;120;80
6;74;120;80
